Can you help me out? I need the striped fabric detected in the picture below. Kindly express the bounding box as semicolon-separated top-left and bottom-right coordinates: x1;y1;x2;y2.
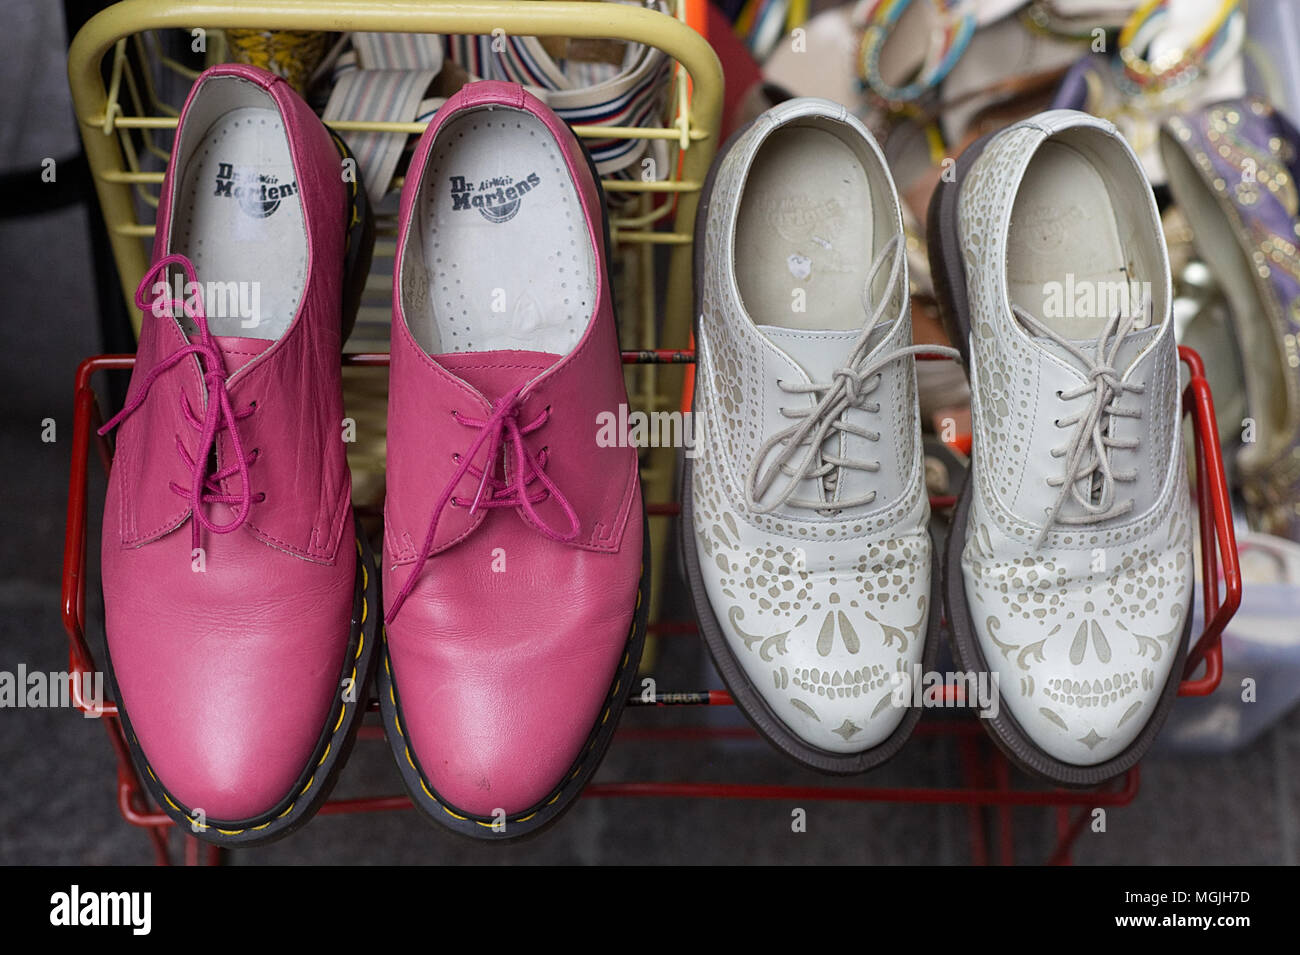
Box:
322;34;446;204
324;66;437;204
442;1;674;182
352;31;447;71
323;8;674;204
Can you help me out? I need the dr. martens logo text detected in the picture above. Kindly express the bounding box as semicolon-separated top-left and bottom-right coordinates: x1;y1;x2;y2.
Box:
449;172;541;223
213;162;298;218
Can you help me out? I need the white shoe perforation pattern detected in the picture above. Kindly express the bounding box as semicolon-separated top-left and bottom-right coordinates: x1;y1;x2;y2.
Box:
955;115;1194;768
690;99;933;759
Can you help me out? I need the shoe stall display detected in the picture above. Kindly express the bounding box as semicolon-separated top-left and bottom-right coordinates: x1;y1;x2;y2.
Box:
379;82;648;839
686;98;957;772
57;0;1286;871
931;111;1193;785
94;64;378;846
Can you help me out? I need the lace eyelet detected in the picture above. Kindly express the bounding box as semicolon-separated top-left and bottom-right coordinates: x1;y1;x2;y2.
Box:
1054;390;1062;399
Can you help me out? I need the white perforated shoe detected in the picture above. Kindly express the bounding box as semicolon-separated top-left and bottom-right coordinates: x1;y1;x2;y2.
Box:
683;98;957;773
928;110;1195;785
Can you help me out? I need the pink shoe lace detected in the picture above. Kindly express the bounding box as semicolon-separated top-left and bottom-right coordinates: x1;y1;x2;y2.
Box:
98;253;263;551
385;384;579;623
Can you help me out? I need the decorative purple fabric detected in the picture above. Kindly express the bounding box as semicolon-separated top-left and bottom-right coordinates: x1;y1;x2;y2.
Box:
1166;97;1300;541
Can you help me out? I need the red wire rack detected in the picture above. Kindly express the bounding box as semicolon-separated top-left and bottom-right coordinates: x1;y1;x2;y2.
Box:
62;346;1240;866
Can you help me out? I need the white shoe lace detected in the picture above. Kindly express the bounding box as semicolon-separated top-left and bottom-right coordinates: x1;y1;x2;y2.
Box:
745;236;960;515
1013;306;1147;547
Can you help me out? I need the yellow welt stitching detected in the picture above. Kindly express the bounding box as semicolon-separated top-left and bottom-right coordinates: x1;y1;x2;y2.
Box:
388;582;646;831
149;611;369;838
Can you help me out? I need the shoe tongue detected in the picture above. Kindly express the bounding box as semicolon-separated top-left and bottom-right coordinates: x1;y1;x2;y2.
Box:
435;349;558;398
756;323;891;384
211;336;274;375
1035;325;1160;379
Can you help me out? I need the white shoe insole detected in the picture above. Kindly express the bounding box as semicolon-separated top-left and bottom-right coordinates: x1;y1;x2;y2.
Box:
173;107;306;341
1007;141;1141;340
407;108;595;357
735;126;873;331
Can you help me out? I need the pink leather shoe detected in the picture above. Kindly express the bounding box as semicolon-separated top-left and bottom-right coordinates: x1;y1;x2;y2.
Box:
380;82;647;840
98;64;376;847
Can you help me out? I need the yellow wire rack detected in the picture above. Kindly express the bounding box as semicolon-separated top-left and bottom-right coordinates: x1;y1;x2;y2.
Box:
67;0;723;631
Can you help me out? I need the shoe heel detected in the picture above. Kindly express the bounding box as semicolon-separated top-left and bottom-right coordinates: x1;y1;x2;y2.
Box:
330;131;375;345
925;132;996;369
